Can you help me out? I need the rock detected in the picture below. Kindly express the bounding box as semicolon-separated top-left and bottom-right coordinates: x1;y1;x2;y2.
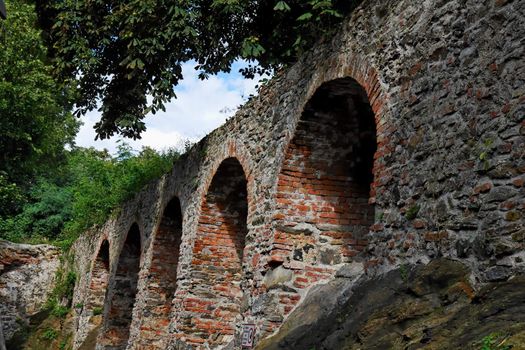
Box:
0;319;5;350
455;239;470;258
263;266;293;289
0;240;60;342
319;247;341;265
255;277;353;350
409;259;469;297
512;229;525;242
335;262;364;280
485;186;518;202
256;259;525;349
484;265;511;282
275;223;320;236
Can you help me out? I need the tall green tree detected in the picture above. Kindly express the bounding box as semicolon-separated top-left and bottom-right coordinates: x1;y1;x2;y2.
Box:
0;0;79;216
36;0;362;140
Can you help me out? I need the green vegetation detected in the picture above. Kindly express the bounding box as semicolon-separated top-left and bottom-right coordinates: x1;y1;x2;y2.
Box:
0;142;178;247
0;0;179;247
51;305;70;319
0;0;78;217
399;264;409;283
36;0;363;139
59;338;71;350
478;138;493;172
480;333;511;350
92;307;103;316
405;204;420;221
46;263;76;313
41;328;58;341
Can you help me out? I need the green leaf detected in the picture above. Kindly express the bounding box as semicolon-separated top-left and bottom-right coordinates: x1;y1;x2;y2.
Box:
273;1;291;12
297;12;313;21
311;0;332;10
293;36;303;47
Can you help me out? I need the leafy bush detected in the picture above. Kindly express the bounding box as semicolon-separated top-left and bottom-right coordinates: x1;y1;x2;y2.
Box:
62;143;179;241
0;142;178;248
0;180;73;242
92;307;103;316
41;328;58;341
481;333;511;350
51;305;70;318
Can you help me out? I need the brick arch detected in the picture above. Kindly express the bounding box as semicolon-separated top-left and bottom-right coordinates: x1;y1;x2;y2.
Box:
266;72;384;321
270;56;389;253
308;56;390;204
136;196;183;348
181;156;249;347
100;223;141;349
199;140;256;224
88;239;110;314
78;238;110;345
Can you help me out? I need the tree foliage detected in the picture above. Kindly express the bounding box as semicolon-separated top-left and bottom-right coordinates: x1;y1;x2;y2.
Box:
37;0;362;140
0;0;180;248
0;142;179;247
0;0;79;216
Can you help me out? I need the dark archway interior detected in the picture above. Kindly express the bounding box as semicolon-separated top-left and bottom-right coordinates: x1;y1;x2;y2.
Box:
138;197;183;346
103;223;141;349
274;78;376;265
184;157;248;347
304;79;377;187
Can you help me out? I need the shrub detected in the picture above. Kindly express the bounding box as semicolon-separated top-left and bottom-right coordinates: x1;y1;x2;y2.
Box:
41;328;58;340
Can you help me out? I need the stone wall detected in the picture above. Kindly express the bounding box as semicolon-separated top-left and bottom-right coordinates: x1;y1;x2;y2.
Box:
0;240;60;341
66;0;524;348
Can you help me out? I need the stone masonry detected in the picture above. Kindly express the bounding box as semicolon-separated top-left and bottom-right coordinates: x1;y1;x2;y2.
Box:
63;0;524;349
0;240;60;342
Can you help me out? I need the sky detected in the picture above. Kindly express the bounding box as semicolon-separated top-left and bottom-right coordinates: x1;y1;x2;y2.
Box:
74;61;261;154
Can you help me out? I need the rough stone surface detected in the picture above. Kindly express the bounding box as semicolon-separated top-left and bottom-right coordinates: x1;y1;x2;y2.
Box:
256;259;525;349
0;318;5;350
63;0;525;348
0;240;60;341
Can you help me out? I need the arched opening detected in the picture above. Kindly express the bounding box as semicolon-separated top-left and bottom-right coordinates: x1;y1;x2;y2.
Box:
184;157;248;347
102;223;141;349
138;197;183;347
273;77;376;282
85;239;110;329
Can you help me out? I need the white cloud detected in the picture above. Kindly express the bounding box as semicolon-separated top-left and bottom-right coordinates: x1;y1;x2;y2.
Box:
74;61;260;155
